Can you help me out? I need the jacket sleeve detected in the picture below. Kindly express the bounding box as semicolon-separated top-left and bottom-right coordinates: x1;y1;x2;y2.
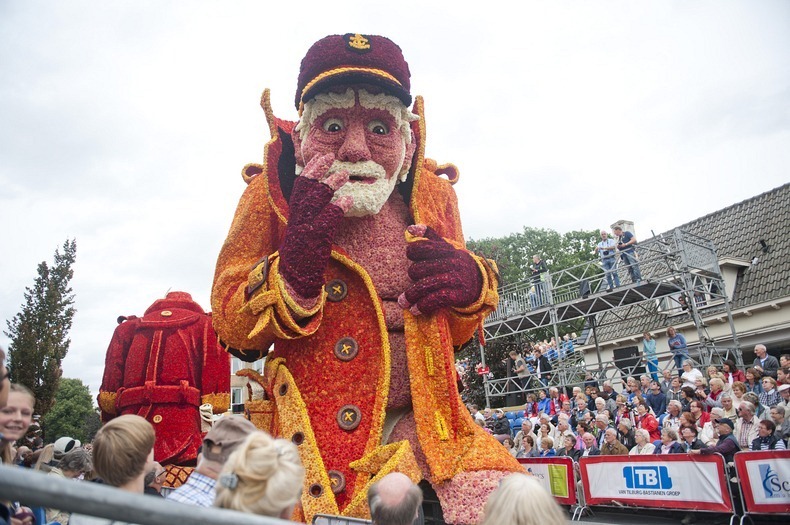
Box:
200;313;231;413
211;174;325;359
97;319;135;421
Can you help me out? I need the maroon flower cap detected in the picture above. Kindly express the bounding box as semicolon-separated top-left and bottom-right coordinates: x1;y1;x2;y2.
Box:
295;33;411;114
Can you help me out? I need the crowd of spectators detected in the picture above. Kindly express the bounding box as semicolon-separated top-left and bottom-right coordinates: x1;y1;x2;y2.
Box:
477;353;790;464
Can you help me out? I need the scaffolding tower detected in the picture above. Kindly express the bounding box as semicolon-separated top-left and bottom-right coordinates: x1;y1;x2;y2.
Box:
479;228;743;405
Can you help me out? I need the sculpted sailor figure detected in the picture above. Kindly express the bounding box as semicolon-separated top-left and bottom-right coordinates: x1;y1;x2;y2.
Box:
211;33;521;524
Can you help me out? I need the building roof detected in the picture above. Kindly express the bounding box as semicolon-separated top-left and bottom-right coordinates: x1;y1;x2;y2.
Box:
590;182;790;343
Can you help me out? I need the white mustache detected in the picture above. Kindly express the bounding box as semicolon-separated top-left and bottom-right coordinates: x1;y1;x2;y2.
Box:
328;160;387;180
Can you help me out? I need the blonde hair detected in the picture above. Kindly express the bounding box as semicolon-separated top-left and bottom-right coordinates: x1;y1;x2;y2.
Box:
214;431;304;518
480;473;566;525
2;384;36;464
92;415;155;487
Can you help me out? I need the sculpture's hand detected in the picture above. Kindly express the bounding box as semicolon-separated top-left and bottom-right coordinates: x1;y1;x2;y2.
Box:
279;153;351;299
398;224;483;315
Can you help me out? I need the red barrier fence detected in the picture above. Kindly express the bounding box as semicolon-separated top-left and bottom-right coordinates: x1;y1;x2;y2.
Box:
578;454;734;513
733;450;790;517
517;457;577;506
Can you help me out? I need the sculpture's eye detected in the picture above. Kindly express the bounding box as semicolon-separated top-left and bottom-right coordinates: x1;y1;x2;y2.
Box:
367;120;389;135
322;118;344;133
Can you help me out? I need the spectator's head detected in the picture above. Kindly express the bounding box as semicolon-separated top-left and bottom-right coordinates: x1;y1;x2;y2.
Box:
495;409;505;419
746;367;762;383
758;420;776;438
722;360;736;374
595;414;608;429
681;386;696;400
521;419;533;434
1;383;35;464
533;255;541;263
57;447;92;478
618;418;632;433
694;377;707;389
480;473;566;525
502;437;514;449
564;435;576;449
715;418;734;435
144;461;166;492
666;326;676;337
661;428;678;444
92;414;155;490
643;331;653;341
0;346;8;409
604;428;618;445
770;406;785;424
636;402;649;416
524;434;536;450
781;384;790;401
720;394;733;411
762;377;777;392
731;381;746;397
634;429;650;445
781;354;790;368
600;230;609;239
671;377;680;389
582;433;596;449
739;401;756;421
367;472;422;525
709;407;725;421
667;400;682;416
709;378;724;393
690;400;704;416
199;415;258;478
549;387;558;398
594;397;606;410
754;344;767;358
778;367;788;384
508;351;518;360
576;421;590;436
214;431;304;519
680;426;698;442
742;392;760;408
682;360;694;371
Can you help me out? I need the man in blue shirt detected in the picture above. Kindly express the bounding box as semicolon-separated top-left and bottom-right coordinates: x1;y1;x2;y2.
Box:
594;231;620;291
613;225;641;283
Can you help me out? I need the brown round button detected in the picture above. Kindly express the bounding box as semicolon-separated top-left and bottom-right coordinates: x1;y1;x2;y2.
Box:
325;279;348;302
337;405;361;431
292;432;305;446
279;383;288;396
152;415;163;424
160;310;172;317
334;337;359;361
308;483;324;498
327;470;346;494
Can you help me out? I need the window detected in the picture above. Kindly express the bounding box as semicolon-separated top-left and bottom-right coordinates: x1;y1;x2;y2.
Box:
254;357;265;374
231;387;243;405
231;357;243;374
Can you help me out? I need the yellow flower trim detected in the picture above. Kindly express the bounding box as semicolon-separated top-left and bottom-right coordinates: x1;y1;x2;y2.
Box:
298;67;403;115
344;440;422;518
424;346;435;376
434;411;449;441
330;251;392;502
268;357;340;520
408;96;427;226
200;393;230;414
97;391;117;416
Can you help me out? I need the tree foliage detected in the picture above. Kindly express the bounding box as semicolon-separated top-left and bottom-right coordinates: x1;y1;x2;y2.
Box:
5;239;77;416
42;378;94;444
462;227;600;407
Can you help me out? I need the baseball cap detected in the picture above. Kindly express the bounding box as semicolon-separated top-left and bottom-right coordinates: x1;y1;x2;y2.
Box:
54;436;81;458
295;33;412;114
778;384;790;393
202;415;258;463
714;418;735;429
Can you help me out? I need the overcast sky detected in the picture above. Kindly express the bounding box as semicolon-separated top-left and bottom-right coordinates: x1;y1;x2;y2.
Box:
1;0;788;400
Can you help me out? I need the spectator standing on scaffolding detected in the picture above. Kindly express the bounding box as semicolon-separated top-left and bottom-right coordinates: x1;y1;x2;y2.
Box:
613;225;641;283
532;347;551;391
642;332;659;381
594;230;620;291
529;254;548;306
667;326;689;376
509;350;529;396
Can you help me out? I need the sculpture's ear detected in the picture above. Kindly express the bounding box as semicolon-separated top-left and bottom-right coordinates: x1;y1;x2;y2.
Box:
399;131;417;182
291;125;305;168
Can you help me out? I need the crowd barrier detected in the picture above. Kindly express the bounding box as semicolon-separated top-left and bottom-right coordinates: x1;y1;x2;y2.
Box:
578;454;734;514
733;450;790;523
517;457;577;506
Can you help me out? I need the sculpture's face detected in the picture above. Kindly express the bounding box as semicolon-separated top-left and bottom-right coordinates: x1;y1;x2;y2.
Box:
294;87;415;217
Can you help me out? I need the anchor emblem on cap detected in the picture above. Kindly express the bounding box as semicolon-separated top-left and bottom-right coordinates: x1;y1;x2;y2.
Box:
346;33;371;52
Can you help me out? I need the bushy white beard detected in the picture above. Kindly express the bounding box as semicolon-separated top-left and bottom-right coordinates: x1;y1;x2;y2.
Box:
329;160;400;217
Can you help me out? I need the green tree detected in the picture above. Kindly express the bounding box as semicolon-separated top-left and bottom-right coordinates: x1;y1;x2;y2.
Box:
5;239;77;416
462;227;599;407
42;378;94;444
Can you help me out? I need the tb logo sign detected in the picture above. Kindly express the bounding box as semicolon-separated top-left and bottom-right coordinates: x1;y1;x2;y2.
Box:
623;466;673;489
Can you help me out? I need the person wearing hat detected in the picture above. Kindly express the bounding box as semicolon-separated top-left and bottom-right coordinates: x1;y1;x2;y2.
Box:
211;33;521;524
690;418;739;463
167;415;257;507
